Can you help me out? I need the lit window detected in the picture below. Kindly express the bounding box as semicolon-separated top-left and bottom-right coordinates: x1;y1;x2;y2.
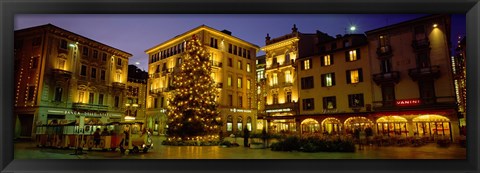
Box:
272;73;278;85
247;79;251;90
347;69;363;84
238;78;242;88
322;73;335;87
227;76;232;87
57;59;66;70
257;86;261;94
285;70;292;83
349;50;357;61
78;91;85;103
247;63;251;72
351;70;359;83
323;55;332;66
237;60;242;70
116;73;122;82
303;59;311;70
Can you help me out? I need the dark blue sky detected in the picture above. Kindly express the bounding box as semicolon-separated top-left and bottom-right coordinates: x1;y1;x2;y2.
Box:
15;14;465;71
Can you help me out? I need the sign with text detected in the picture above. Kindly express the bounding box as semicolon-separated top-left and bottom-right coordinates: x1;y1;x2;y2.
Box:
396;99;421;106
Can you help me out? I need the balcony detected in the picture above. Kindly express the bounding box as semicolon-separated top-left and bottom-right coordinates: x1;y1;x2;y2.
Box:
376;45;392;58
408;66;440;81
372;71;400;85
52;68;73;78
112;82;126;89
211;60;222;68
412;39;430;51
162;68;174;75
149;73;161;79
267;59;295;70
265;102;298;113
72;103;108;112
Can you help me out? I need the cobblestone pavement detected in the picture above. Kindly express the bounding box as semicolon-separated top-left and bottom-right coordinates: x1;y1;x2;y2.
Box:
14;136;467;159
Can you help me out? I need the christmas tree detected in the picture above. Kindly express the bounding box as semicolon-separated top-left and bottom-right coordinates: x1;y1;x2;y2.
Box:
166;35;221;143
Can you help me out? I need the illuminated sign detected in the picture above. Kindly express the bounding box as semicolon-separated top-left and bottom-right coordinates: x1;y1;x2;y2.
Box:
230;108;252;113
266;108;292;113
396;99;421;106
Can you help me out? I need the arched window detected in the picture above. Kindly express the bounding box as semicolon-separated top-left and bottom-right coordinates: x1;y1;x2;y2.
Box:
237;116;243;132
246;116;252;131
226;115;233;132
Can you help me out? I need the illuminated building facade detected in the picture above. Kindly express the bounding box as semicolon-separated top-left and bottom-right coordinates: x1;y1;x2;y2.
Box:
260;25;334;133
255;55;267;131
125;65;148;122
14;24;132;138
296;34;373;135
145;25;259;135
367;14;459;140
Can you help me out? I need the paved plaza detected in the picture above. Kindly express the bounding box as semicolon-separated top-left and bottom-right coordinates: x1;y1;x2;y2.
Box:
14;136;467;159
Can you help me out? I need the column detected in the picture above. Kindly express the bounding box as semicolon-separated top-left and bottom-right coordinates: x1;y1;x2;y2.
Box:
407;118;414;137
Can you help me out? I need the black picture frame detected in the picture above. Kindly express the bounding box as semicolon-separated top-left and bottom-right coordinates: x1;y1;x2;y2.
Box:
1;0;479;173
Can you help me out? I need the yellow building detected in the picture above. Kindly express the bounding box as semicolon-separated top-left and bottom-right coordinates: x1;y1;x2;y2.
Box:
125;65;148;123
14;24;132;138
260;25;333;133
255;55;267;131
366;14;459;140
145;25;259;135
296;34;373;135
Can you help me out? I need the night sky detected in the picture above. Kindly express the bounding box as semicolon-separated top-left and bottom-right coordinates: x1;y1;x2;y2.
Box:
15;14;465;71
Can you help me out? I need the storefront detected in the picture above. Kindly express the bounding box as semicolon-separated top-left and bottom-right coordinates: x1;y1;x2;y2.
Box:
413;115;451;140
301;118;320;134
376;116;408;137
344;117;373;135
321;117;342;134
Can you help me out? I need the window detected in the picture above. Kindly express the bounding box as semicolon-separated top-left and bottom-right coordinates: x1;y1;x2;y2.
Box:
80;65;87;76
161;97;164;107
210;37;218;48
247;79;251;90
228;58;233;67
379;35;388;47
114;96;120;108
301;76;314;89
322;55;333;66
93;50;98;59
247;97;252;109
302;98;314;110
237;60;242;70
417;53;430;68
116;73;121;82
346;49;360;62
381;85;395;104
243;49;247;58
247;117;252;131
343;40;350;48
89;93;95;104
273;93;278;104
91;68;97;79
237;116;243;131
381;59;392;73
31;57;39;69
100;70;106;81
99;94;104;105
153;98;158;108
237;77;242;88
323;96;336;109
117;58;122;66
227;76;232;87
247;50;251;59
346;69;363;84
238;96;243;107
228;94;233;106
78;91;85;103
54;87;62;102
234;45;237;55
227;115;233;131
321;73;336;87
302;59;311;70
57;59;66;70
414;25;426;40
102;53;107;61
272;73;278;86
82;47;89;56
348;94;364;108
246;63;251;72
419;80;436;102
60;39;68;50
286;92;292;103
257;70;264;82
285;70;292;83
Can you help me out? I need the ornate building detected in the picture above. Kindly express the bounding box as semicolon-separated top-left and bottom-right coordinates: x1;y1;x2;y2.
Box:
145;25;259;135
255;55;267;131
125;65;148;122
14;24;131;138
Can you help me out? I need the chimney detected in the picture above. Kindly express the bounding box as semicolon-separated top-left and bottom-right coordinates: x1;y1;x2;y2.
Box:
221;30;232;35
